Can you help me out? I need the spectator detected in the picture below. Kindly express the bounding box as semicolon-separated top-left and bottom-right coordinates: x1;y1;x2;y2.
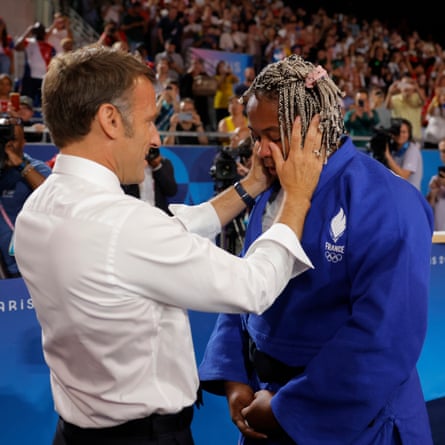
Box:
0;17;14;75
234;66;256;97
156;4;183;53
14;22;56;108
101;0;124;27
119;0;146;52
0;115;51;278
385;76;426;142
122;147;178;216
180;8;202;60
138;147;178;215
133;42;152;66
153;56;171;97
155;79;180;139
154;39;184;83
163;97;208;145
45;12;73;55
423;87;445;148
344;87;380;148
179;57;214;131
217;95;248;145
369;86;392;130
16;95;47;142
97;20;126;47
385;117;423;190
426;139;445;230
0;73;13;104
213;60;239;123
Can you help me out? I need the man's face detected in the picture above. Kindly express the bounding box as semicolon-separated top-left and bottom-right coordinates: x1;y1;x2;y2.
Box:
246;95;281;176
117;77;161;185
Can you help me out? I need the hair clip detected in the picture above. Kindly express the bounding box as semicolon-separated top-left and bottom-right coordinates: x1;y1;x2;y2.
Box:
305;65;328;88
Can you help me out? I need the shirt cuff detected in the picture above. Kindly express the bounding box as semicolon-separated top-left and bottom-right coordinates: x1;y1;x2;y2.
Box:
169;202;221;239
246;223;313;277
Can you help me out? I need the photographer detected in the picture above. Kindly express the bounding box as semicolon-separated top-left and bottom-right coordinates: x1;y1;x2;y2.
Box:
0;116;51;278
344;88;380;148
369;118;423;190
163;97;208;145
384;118;423;190
210;126;252;192
122;147;178;216
210;128;253;254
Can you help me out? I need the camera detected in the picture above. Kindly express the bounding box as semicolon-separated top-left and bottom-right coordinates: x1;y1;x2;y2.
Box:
209;146;238;189
368;129;392;167
237;136;253;164
358;99;365;107
178;111;193;122
0;117;15;173
145;147;160;162
209;137;253;192
368;119;403;167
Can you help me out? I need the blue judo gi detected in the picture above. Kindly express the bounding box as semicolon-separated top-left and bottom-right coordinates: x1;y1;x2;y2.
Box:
199;138;434;445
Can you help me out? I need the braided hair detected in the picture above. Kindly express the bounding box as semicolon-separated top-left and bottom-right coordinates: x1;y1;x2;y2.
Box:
240;54;346;158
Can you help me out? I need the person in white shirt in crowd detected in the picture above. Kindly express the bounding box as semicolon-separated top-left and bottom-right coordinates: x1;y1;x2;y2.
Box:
423;87;445;148
14;45;324;445
45;12;73;55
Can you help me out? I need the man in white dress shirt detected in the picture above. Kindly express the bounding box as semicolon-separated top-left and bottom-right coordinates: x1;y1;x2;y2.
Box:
14;45;324;445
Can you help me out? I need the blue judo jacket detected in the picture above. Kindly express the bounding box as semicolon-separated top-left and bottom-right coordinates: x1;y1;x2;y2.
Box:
199;138;434;445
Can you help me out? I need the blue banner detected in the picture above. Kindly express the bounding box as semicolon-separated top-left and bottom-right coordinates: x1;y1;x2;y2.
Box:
24;144;218;206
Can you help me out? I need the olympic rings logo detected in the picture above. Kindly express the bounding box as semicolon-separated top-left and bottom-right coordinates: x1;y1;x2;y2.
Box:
325;251;343;263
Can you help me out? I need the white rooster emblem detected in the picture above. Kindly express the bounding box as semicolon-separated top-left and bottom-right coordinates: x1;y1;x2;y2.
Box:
329;207;346;243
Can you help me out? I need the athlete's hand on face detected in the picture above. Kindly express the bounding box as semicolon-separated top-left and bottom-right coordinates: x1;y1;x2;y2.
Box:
244;140;275;194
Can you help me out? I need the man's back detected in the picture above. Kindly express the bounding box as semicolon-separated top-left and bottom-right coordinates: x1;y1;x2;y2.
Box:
15;154;200;427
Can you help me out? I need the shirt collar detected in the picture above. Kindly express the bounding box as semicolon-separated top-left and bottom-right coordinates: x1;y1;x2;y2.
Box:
52;154;124;194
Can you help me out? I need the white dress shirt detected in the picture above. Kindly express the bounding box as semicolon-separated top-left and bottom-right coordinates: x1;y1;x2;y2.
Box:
14;154;313;428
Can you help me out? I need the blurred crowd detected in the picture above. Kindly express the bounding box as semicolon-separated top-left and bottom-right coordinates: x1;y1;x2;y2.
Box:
2;1;445;141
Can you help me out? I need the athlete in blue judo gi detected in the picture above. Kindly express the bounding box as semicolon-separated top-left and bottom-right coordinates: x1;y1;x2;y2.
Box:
199;55;434;445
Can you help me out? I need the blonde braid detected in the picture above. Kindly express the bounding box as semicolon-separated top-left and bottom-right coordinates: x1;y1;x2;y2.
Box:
241;55;346;158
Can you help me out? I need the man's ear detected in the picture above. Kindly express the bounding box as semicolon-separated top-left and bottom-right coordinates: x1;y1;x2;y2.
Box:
97;103;122;139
